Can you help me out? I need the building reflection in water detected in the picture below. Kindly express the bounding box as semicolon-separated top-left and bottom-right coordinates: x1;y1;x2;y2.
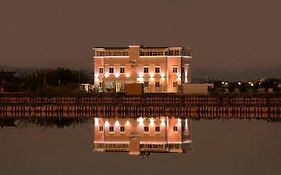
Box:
93;117;192;156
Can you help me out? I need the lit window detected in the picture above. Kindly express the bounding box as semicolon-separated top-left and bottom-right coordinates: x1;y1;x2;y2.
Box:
120;126;125;133
120;67;125;73
109;126;114;132
173;82;178;87
144;126;149;133
99;67;104;73
155;82;160;88
155;67;160;73
155;126;160;132
173;67;177;73
144;67;149;73
109;67;114;73
99;126;103;132
173;126;178;132
144;81;149;87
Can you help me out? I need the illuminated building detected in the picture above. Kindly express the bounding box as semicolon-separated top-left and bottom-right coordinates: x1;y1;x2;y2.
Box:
93;45;191;93
93;117;192;155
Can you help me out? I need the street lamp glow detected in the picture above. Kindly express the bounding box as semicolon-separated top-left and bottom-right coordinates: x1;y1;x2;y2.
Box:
125;73;130;78
115;73;120;78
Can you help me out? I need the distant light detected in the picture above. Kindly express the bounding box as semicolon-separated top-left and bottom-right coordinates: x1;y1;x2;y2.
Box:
105;121;109;127
150;73;154;78
251;83;254;87
225;82;228;85
115;73;120;78
126;73;130;78
222;81;225;85
95;74;99;78
238;82;241;85
104;73;109;78
160;73;165;78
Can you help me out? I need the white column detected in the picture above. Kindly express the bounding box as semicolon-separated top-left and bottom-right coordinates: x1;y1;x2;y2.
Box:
184;64;190;83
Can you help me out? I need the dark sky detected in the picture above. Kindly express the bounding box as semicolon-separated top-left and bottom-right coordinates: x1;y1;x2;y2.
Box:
1;0;281;80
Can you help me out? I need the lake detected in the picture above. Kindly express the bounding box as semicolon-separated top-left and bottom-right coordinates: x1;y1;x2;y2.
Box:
0;116;280;175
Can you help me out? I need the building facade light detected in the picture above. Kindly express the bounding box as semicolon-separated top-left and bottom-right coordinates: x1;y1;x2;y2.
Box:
125;73;130;78
104;72;109;78
115;120;120;127
149;118;155;126
95;118;99;126
105;121;109;127
161;118;165;126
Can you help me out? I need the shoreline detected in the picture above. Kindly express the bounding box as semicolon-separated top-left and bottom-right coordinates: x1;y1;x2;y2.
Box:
0;96;281;119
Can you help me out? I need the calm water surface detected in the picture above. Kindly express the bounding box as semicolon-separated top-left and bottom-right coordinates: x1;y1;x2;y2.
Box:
0;118;280;175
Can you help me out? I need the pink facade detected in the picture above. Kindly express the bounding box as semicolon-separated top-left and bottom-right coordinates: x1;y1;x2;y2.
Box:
93;117;192;155
93;45;192;93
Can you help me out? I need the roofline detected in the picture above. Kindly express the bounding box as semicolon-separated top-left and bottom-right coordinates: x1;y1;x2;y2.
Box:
93;45;191;50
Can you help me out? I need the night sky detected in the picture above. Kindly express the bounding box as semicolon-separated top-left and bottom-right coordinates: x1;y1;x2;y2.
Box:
1;0;281;80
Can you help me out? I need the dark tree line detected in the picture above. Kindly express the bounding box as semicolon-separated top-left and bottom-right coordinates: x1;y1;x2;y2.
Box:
1;67;90;94
20;67;89;87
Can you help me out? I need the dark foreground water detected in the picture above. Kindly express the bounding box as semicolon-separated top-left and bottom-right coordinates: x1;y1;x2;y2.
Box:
0;119;280;175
